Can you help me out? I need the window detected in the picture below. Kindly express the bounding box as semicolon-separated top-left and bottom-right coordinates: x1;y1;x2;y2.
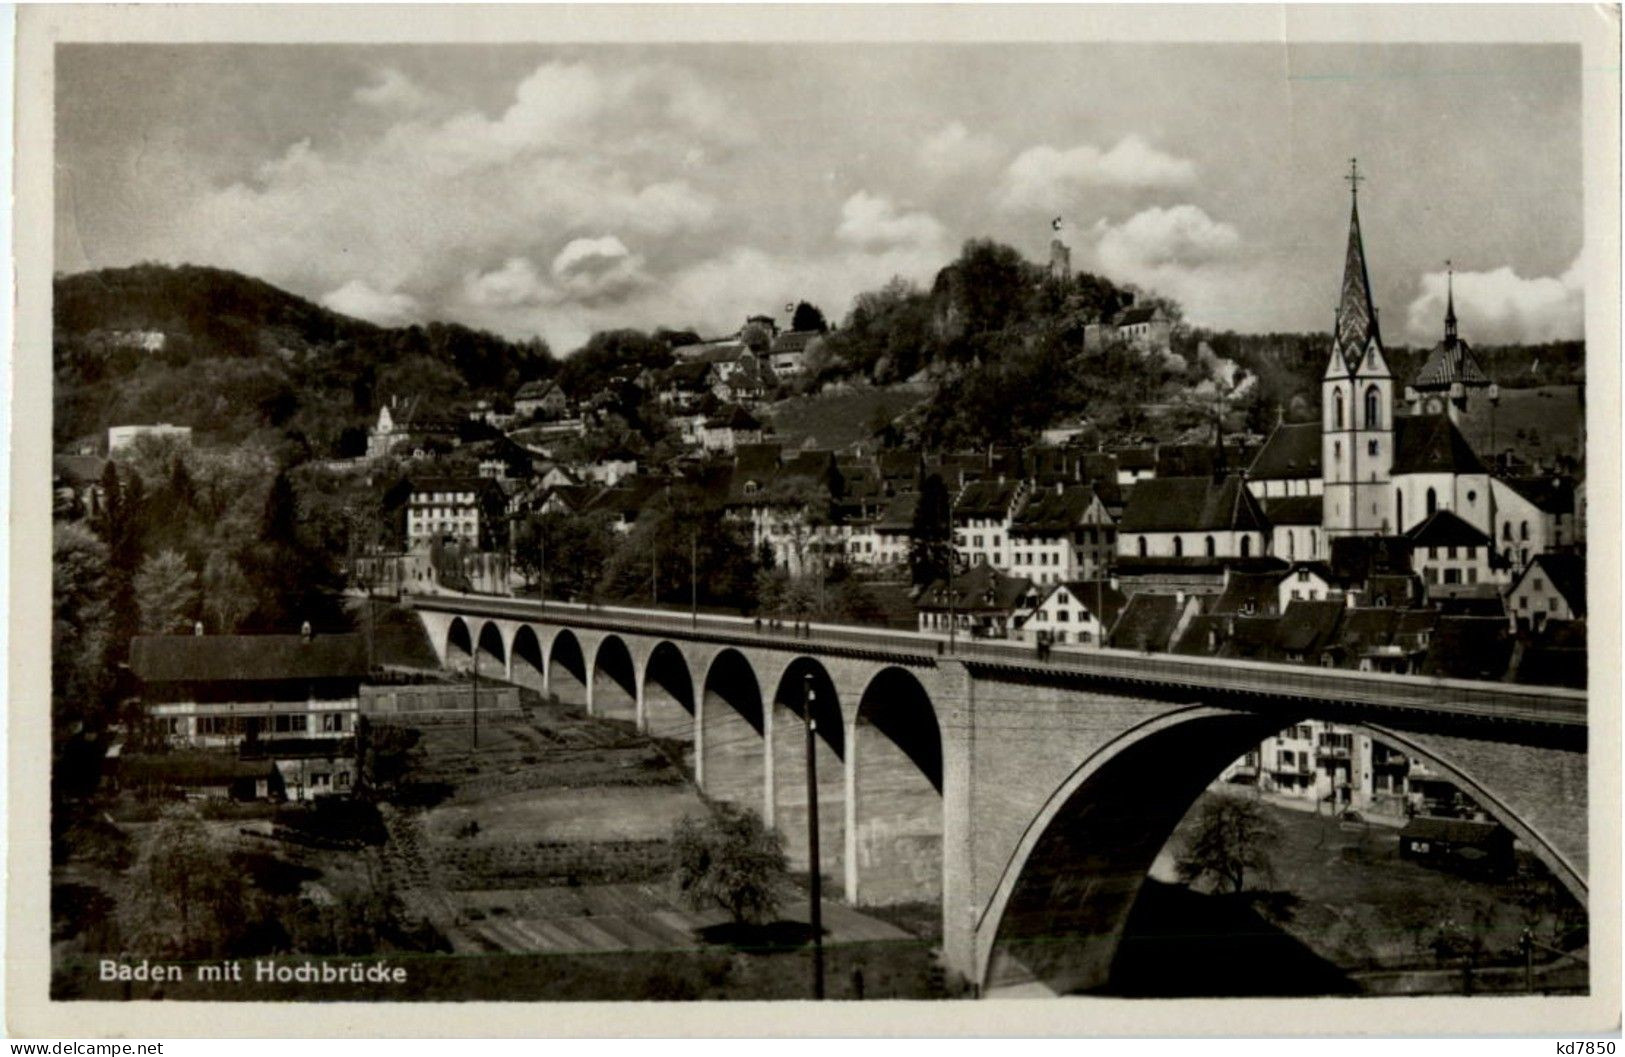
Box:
1503;521;1513;541
1426;488;1438;517
1549;598;1559;612
1138;537;1148;557
1520;521;1530;541
1368;439;1379;457
1334;440;1342;461
1240;536;1252;558
322;713;347;733
1364;385;1381;429
1466;568;1477;585
1467;490;1477;504
1333;390;1344;430
1205;536;1216;558
1173;537;1184;557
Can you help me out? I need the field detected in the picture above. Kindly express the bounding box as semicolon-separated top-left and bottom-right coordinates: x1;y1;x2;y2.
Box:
57;689;953;1001
1103;793;1589;996
761;383;930;451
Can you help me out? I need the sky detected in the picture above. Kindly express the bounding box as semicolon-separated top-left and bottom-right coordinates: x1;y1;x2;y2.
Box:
55;43;1584;353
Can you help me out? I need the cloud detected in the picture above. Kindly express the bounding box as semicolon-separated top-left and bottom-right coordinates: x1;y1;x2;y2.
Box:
835;191;948;253
354;68;437;113
918;121;1002;179
996;135;1196;212
1404;258;1584;344
320;279;421;325
1094;204;1240;272
157;60;735;346
1088;205;1255;325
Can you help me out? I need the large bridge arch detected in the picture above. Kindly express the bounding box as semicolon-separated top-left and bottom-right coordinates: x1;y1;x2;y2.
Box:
591;634;639;724
645;641;697;751
700;648;768;819
851;666;943;907
769;657;846;894
976;707;1588;996
509;625;545;692
474;621;506;676
548;628;588;708
445;617;474;670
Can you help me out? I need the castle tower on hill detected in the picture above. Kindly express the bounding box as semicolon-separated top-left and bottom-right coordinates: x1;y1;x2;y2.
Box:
1322;159;1396;538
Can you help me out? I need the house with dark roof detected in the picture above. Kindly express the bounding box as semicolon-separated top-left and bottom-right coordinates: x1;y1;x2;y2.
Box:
1107;591;1205;653
700;405;764;454
768;329;822;377
1420;616;1514;682
130;631;367;799
915;564;1032;639
368;397;464;459
1406;509;1503;591
952;478;1029;571
1117;474;1270;565
1261;494;1325;563
1008;482;1115;586
1335;606;1437;674
1489;474;1579;573
1012;579;1126;648
406;475;508;551
1277;562;1338;611
514;380;569;420
873;492;921;568
1274;599;1348;665
1506;552;1585;632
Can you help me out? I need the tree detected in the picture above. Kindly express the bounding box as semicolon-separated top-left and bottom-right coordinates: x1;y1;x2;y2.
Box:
53;522;113;730
1175;794;1283;895
118;805;250;959
357;718;422;794
908;473;953;587
135;549;200;635
791;301;829;334
671;804;787;926
201;551;255;634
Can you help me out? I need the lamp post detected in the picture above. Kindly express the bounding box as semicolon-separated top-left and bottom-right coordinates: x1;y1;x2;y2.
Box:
690;531;699;629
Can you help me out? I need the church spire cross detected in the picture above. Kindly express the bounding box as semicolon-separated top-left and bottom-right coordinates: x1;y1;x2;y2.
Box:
1345;157;1364;198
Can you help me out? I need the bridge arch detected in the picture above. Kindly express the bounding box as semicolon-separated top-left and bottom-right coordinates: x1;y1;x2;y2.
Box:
475;621;506;675
700;648;768;819
445;617;474;670
978;707;1587;996
509;625;545;692
548;628;588;708
591;634;639;724
770;657;846;894
644;641;697;749
851;666;943;906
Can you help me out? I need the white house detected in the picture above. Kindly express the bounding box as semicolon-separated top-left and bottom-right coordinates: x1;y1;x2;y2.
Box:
1505;553;1584;632
1011;579;1126;648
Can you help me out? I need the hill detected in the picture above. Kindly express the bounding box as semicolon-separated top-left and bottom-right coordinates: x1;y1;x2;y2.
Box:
53;264;556;454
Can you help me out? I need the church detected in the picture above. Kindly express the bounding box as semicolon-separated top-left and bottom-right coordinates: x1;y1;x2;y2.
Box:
1244;163;1576;584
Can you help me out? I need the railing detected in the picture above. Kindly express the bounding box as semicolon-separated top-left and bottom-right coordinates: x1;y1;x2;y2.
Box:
404;592;1588;728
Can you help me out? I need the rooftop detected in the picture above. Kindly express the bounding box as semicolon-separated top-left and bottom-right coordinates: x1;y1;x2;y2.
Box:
130;634;370;684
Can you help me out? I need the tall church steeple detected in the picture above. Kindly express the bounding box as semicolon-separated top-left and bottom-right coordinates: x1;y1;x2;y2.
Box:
1323;158;1396;539
1333;158;1381;371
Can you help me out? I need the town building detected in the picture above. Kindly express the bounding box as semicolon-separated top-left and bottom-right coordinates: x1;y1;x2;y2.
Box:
405;475;507;550
915;564;1032;639
1505;552;1585;632
1012;579;1126;648
108;423;192;454
514;380;570;420
1008;482;1116;586
368;398;462;459
128;630;367;801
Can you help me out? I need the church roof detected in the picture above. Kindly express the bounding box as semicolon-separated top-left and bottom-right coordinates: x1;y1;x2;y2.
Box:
1119;475;1269;534
1247;421;1322;480
1393;414;1487;476
1332;179;1382;372
1413;338;1491;390
1405;509;1491;549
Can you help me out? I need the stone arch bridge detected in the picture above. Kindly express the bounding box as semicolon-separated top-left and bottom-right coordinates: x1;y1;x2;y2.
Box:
407;593;1588;995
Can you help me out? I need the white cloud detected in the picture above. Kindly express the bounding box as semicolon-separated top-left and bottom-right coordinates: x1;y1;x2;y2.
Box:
1088;205;1254;325
1094;204;1240;272
996;135;1196;212
835;191;948;253
1404;258;1584;344
160;60;736;347
918;121;1002;179
320;279;421;325
354;68;437;113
